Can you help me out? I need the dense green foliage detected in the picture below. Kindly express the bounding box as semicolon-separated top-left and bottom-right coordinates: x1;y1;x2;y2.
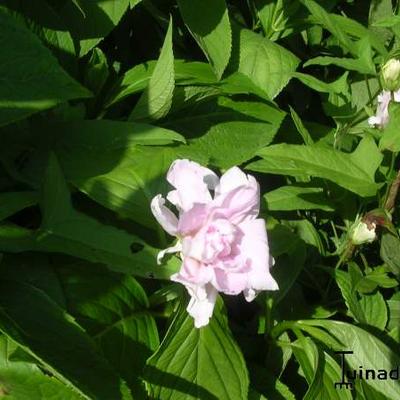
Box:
1;0;400;398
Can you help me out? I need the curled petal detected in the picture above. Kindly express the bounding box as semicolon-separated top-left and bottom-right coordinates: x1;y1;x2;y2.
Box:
213;168;259;224
157;241;182;264
171;257;214;286
369;90;391;128
177;203;209;236
166;159;219;211
183;283;218;328
238;218;278;301
212;267;249;295
150;195;178;236
215;166;253;196
394;89;400;102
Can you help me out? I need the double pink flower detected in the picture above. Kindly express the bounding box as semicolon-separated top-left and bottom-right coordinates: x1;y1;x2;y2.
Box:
151;159;278;328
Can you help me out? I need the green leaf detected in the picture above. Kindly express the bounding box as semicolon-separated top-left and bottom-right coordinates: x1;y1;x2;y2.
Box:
0;279;132;400
297;319;400;399
106;60;217;108
248;136;383;197
145;299;249;400
380;232;400;276
178;0;232;79
292;337;351;400
334;264;387;330
294;71;349;94
57;261;159;396
379;103;400;151
0;192;38;222
289;106;314;145
301;0;357;55
264;186;334;211
57;142;178;231
0;335;82;400
0;7;91;127
233;27;299;99
57;0;130;56
356;265;398;293
387;296;400;331
0;154;179;280
129;18;174;121
304;53;375;75
171;97;285;169
268;225;306;304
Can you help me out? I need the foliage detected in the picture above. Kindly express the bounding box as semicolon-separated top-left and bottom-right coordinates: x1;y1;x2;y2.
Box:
1;0;400;399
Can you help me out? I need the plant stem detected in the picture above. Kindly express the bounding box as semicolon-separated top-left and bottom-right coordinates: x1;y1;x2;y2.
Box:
385;169;400;212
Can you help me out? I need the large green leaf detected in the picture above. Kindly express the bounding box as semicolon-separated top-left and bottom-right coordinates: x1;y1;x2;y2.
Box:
379;103;400;152
178;0;231;79
57;0;130;56
0;154;179;280
106;60;217;107
264;186;334;211
56;133;179;230
0;335;81;400
233;27;299;99
333;265;387;330
145;299;249;400
300;0;358;56
0;279;132;400
129;18;174;121
0;254;159;396
298;320;400;399
169;97;285;169
57;261;159;396
292;337;352;400
0;192;38;222
248;136;383;197
380;232;400;276
0;7;90;127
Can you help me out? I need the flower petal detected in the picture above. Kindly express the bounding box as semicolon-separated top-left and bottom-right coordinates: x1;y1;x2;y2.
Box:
166;159;219;211
369;90;391;128
238;218;278;301
214;167;260;224
212;267;248;295
150;195;178;236
186;283;218;328
157;241;182;264
171;257;214;286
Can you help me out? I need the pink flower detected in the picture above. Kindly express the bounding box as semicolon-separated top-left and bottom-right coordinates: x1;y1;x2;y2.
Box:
151;159;278;328
368;90;400;128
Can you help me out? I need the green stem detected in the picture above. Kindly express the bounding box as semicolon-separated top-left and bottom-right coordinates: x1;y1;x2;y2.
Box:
271;321;296;340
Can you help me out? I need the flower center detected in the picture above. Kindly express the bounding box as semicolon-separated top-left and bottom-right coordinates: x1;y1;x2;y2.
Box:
202;219;238;263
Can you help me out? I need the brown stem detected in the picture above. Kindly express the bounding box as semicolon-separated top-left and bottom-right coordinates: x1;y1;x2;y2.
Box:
385;170;400;212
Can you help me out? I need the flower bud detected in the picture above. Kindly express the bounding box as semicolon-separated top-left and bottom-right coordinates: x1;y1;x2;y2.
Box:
382;59;400;91
351;221;376;245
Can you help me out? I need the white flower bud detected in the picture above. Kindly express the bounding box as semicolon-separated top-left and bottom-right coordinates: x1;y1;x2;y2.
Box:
382;59;400;91
351;221;376;245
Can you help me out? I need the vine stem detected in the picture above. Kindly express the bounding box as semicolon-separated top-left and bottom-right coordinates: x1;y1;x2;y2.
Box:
384;169;400;212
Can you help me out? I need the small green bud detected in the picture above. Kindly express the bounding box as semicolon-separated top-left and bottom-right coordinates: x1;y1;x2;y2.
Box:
382;58;400;91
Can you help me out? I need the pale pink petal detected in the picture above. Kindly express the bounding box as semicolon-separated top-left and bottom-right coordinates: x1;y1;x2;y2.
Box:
213;167;260;224
186;284;218;328
212;268;248;295
157;241;182;264
150;194;178;236
166;159;219;211
171;257;214;286
369;90;391;128
215;166;251;196
238;218;278;301
394;89;400;102
177;203;209;236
